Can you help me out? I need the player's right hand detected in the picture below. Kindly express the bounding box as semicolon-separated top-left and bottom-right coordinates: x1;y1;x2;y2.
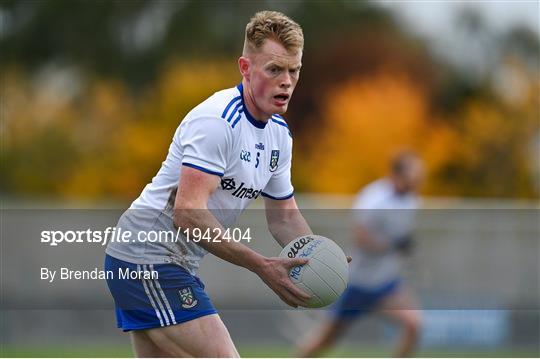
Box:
394;235;414;254
254;256;312;308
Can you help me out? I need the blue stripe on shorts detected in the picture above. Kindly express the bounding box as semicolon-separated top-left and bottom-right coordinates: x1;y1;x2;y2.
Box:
331;279;400;320
104;254;218;331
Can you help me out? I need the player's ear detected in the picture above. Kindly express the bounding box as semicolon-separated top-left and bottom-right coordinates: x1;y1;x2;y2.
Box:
238;56;251;79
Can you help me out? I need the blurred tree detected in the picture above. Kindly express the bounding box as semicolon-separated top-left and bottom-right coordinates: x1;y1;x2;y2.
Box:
293;71;455;195
292;62;539;197
0;0;394;87
1;1;538;200
1;60;238;200
436;96;538;198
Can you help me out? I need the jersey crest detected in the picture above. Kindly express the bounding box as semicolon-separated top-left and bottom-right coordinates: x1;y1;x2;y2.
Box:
270;150;280;172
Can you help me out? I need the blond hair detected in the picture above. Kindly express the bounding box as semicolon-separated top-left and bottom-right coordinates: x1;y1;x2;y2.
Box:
243;11;304;54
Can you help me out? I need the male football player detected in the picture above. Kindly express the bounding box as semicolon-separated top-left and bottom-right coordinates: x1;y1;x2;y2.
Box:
105;11;316;357
298;151;424;357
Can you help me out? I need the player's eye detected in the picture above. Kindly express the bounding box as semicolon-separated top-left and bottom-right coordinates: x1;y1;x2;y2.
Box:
268;66;281;75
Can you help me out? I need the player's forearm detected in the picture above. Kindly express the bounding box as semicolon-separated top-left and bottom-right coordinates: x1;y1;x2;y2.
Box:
268;209;313;247
200;237;266;274
173;208;266;272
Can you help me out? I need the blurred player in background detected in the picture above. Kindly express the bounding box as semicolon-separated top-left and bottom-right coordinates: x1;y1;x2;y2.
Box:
105;11;317;357
298;151;424;357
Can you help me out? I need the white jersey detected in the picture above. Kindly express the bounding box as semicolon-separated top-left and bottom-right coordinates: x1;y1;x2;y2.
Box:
348;179;419;288
106;84;294;274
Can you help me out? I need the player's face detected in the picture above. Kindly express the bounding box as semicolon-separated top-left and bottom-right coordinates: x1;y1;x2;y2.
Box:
241;39;302;120
394;160;425;194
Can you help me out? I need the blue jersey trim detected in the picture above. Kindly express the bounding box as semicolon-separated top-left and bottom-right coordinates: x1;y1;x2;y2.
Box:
236;83;268;129
221;96;242;119
271;118;289;128
271;118;293;138
261;191;294;200
231;110;243;128
182;163;224;177
227;102;243;122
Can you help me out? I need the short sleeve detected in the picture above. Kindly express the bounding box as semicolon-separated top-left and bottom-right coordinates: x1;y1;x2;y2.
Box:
262;137;294;200
179;117;231;176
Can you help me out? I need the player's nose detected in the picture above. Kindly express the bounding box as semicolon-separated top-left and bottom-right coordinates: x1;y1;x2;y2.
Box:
280;72;292;88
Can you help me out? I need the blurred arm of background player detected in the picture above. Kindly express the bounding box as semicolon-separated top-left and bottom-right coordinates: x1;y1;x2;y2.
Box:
173;166;311;308
354;223;393;254
354;223;414;255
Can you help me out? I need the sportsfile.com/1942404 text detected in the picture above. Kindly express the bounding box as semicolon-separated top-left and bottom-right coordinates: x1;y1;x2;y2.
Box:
40;227;252;247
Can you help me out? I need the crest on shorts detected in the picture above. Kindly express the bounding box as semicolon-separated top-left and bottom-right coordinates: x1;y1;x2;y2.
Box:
269;150;280;172
179;287;198;309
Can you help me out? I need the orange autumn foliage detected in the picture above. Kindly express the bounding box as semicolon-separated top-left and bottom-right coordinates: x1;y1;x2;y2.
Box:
295;73;455;195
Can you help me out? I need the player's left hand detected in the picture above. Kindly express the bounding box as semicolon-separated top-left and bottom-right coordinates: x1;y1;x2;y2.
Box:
254;256;312;308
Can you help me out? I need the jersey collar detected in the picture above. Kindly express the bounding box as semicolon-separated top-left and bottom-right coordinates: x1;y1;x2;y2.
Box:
237;83;268;129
